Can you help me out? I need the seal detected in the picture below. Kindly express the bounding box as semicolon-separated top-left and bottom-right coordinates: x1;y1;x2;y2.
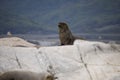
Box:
0;70;54;80
58;22;84;45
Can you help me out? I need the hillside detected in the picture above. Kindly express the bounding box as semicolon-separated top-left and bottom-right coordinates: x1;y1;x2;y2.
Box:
0;9;48;34
0;0;120;34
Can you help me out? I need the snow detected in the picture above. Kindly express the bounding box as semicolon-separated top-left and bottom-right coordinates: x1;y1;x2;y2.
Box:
0;37;36;47
0;37;120;80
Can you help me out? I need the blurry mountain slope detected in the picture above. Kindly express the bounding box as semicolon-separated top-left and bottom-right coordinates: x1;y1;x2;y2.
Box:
0;0;120;34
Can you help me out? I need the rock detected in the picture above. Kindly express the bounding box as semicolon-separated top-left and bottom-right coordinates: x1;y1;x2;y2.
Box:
0;40;120;80
7;31;12;36
74;40;120;80
0;37;36;47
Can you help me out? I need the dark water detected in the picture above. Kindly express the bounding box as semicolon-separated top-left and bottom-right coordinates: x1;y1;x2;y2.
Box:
76;33;120;44
14;34;60;46
0;33;120;46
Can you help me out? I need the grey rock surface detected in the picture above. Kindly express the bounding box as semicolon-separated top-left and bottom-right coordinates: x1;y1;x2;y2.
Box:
0;40;120;80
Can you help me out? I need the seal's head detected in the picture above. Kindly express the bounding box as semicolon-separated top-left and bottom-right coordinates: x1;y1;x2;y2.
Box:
44;72;58;80
44;74;54;80
58;22;69;32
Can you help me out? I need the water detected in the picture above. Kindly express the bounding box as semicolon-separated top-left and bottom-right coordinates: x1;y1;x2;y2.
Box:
1;33;120;46
14;34;60;46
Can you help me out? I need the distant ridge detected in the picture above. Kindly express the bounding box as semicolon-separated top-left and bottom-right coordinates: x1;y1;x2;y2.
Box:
0;0;120;34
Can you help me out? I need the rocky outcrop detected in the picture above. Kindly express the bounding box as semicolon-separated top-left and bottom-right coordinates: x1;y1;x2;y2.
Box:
0;40;120;80
0;37;36;47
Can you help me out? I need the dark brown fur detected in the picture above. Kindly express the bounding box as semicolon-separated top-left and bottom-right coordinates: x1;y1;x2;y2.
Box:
58;22;84;45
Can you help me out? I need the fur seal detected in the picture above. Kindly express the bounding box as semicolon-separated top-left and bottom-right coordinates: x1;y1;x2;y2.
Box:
0;70;54;80
58;22;84;45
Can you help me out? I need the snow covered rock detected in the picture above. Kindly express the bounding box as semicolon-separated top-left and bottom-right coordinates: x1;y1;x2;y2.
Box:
0;39;120;80
0;37;36;47
74;40;120;80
